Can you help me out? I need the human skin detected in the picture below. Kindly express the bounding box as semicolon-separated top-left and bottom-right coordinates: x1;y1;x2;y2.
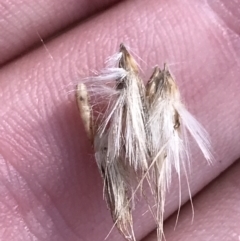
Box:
0;0;239;240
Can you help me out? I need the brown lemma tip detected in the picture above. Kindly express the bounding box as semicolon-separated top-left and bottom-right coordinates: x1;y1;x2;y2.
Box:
119;44;138;73
150;66;162;81
119;43;127;52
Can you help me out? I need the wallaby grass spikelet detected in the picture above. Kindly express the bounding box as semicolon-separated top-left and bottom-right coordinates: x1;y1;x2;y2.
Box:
76;44;212;241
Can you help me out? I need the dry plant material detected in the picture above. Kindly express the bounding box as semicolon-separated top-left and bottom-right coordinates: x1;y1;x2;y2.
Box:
76;44;212;241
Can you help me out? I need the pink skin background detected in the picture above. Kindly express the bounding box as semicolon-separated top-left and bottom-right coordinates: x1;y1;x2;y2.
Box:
0;0;239;240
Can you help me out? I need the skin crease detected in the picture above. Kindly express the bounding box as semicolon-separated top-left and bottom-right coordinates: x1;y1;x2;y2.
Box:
0;0;239;240
0;0;122;65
